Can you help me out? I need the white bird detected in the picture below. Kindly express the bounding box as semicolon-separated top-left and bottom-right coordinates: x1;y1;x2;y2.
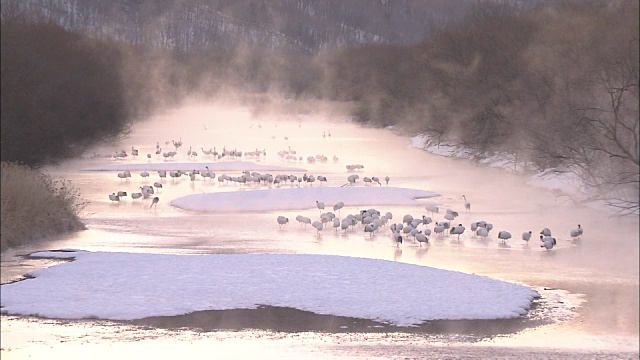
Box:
425;204;439;215
277;216;289;228
346;174;359;186
415;231;429;246
476;227;489;239
321;212;335;227
540;234;554;243
450;224;465;240
312;221;323;234
141;185;154;197
498;231;512;243
570;224;583;240
540;228;552;237
364;223;376;237
150;197;159;209
295;215;312;227
462;195;471;212
332;218;340;232
316;200;325;213
541;236;557;250
522;231;532;242
340;219;351;233
392;232;403;247
333;201;344;216
441;221;451;233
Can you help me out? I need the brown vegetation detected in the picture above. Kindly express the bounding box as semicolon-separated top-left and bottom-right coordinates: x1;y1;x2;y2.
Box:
1;162;86;251
316;1;639;214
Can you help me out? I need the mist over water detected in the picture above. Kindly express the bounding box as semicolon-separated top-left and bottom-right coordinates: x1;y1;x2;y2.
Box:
2;102;638;358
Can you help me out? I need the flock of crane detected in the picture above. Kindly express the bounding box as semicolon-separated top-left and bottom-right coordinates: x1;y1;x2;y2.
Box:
91;136;344;165
276;198;583;251
101;137;583;251
107;165;392;211
108;170;161;208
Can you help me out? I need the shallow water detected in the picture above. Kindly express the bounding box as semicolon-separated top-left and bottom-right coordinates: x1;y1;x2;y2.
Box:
1;103;638;359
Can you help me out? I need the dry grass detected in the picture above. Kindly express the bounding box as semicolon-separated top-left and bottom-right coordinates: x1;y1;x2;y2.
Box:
1;162;87;251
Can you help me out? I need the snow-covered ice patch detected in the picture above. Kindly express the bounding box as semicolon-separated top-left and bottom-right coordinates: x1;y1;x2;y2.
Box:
0;251;539;326
170;186;439;213
532;288;586;323
81;161;306;172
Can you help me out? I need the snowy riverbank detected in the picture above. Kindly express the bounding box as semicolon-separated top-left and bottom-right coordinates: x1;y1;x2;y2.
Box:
408;133;589;200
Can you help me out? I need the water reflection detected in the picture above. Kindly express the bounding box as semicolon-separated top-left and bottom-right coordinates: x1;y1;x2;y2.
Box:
415;246;429;260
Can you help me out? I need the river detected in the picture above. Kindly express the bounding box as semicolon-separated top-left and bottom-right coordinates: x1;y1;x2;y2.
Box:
1;103;638;359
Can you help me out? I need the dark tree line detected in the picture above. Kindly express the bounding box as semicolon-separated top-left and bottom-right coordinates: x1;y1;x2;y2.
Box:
310;0;638;214
1;19;132;166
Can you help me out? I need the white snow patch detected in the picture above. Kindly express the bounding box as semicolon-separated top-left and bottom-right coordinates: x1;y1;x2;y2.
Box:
0;251;539;326
170;187;439;213
81;161;306;172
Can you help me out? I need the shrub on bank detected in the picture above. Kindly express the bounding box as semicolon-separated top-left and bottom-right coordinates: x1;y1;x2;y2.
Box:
0;162;87;251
